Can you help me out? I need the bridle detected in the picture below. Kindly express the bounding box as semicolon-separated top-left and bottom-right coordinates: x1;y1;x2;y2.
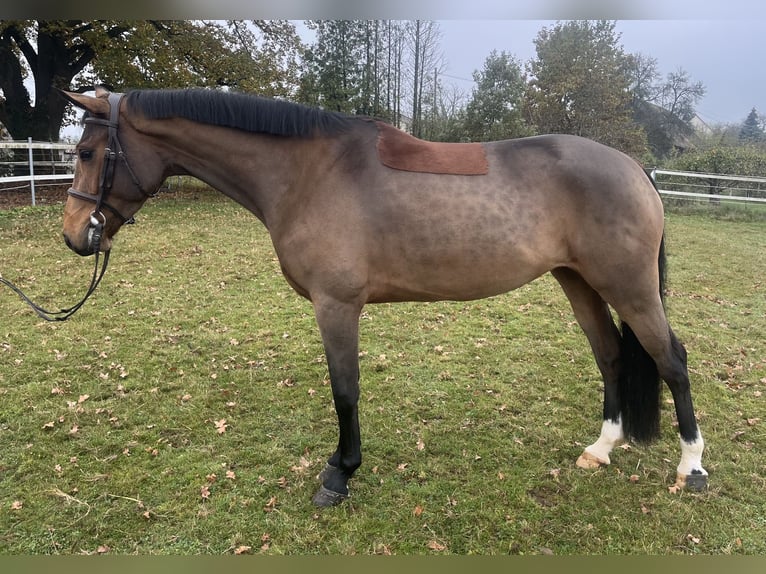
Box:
1;91;157;321
67;91;159;227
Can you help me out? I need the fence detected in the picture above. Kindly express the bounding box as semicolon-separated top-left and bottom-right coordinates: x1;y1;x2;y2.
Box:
651;168;766;205
0;139;75;206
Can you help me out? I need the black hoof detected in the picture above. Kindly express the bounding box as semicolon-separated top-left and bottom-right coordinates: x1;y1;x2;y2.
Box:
312;485;349;507
684;472;708;491
675;471;708;491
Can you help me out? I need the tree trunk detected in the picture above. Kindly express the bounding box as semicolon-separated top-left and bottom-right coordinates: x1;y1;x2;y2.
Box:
411;20;421;137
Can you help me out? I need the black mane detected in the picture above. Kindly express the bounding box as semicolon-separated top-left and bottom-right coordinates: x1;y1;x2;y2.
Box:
125;89;355;137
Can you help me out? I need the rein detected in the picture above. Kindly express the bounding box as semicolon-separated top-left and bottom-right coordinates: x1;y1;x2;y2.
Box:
0;250;110;322
1;91;144;321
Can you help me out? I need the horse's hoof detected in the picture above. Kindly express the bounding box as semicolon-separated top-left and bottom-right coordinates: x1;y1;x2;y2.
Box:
675;471;708;491
576;450;608;469
312;485;349;507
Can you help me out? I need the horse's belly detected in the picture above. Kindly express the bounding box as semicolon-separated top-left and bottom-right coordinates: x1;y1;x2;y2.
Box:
366;248;554;303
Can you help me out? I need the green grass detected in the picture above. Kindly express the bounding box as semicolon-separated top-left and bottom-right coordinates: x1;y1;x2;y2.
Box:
1;189;765;555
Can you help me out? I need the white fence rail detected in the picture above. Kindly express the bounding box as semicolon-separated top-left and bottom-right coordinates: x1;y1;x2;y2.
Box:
0;140;74;206
651;168;766;205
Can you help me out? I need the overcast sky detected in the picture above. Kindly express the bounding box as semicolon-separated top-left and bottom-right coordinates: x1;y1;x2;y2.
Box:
436;20;762;127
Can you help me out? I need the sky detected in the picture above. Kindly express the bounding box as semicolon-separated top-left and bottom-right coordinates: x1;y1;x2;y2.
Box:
436;20;763;127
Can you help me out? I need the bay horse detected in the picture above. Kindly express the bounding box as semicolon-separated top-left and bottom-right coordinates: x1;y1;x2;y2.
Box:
59;87;707;506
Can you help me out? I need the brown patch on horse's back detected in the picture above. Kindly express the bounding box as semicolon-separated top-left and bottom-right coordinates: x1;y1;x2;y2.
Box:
375;121;488;175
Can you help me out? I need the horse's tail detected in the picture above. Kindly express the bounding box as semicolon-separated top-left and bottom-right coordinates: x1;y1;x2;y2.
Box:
617;236;664;443
618;171;666;443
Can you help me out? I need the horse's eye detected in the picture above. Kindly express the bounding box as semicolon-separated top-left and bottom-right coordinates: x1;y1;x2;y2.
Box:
78;150;93;161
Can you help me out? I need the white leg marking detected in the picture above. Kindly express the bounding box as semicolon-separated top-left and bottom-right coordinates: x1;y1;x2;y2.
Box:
578;418;624;467
677;433;707;477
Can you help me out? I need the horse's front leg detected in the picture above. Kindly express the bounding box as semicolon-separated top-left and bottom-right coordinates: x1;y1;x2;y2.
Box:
311;297;363;507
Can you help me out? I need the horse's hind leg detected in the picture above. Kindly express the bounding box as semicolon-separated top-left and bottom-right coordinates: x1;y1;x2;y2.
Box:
617;303;708;490
557;265;707;489
552;268;624;468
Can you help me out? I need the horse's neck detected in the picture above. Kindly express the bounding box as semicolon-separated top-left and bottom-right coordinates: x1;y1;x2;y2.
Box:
166;126;306;226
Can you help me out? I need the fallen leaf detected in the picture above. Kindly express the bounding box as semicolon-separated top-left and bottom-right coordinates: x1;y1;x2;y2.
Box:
427;540;446;551
549;468;561;479
200;485;211;500
641;504;651;514
206;473;217;484
226;470;236;480
11;500;23;510
214;419;228;434
234;545;251;555
687;534;701;545
96;545;110;554
668;484;681;494
746;418;760;426
413;505;423;517
260;533;271;551
69;424;79;435
263;496;277;512
416;438;425;451
629;474;640;483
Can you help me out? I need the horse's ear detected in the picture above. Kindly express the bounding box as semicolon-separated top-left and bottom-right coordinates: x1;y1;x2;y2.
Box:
94;85;111;98
58;89;111;116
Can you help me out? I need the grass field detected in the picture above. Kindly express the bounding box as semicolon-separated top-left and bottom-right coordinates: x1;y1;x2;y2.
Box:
1;188;765;555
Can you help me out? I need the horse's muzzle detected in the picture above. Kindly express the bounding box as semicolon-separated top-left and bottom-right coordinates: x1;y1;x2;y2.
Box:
64;233;96;257
64;214;106;256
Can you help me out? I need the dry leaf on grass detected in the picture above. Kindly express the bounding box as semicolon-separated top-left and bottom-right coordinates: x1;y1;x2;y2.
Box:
427;540;446;551
263;496;277;513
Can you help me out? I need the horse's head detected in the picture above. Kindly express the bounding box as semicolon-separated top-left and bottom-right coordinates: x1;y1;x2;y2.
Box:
60;87;163;256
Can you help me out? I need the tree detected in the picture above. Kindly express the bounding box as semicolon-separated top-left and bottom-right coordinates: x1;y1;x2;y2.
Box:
526;20;646;156
298;20;391;117
626;52;661;104
463;50;531;141
298;20;368;114
658;67;705;123
0;20;302;142
739;107;764;144
406;20;443;138
625;56;706;160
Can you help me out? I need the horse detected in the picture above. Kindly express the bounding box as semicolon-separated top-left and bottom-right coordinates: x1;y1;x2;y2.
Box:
59;86;708;506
